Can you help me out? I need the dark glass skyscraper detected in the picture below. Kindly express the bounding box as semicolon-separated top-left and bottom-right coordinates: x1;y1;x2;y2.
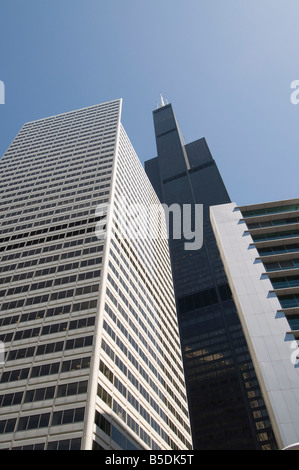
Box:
145;100;277;450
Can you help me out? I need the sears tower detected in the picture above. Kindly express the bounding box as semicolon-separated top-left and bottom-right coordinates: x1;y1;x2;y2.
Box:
145;98;277;450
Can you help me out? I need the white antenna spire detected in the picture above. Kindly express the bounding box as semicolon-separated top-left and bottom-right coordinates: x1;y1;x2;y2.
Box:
160;93;165;107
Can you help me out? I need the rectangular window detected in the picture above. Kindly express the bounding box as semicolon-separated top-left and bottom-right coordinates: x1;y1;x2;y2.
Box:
17;413;50;431
0;418;17;434
57;381;88;398
94;410;111;435
24;386;55;403
113;400;126;422
51;407;85;426
97;384;112;407
0;391;23;407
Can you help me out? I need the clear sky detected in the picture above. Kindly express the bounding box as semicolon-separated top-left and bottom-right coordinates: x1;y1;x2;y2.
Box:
0;0;298;206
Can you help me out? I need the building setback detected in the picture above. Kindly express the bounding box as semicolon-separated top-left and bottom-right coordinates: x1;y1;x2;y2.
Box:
0;99;192;451
145;100;277;450
211;198;299;449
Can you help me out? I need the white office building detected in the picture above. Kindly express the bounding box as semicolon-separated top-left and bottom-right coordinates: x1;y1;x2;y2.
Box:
210;199;299;450
0;99;192;450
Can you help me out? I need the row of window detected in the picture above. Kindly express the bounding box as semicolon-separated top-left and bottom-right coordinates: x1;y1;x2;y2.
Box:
95;401;179;451
10;437;81;450
114;348;189;444
5;172;110;215
1;154;112;195
110;236;180;353
264;258;299;272
242;204;299;218
278;293;299;308
1;137;115;173
0;194;109;238
106;283;186;398
18;104;118;129
258;242;299;257
0;137;113;176
2;138;114;176
0;173;110;216
1;146;113;181
2;119;116;171
286;315;299;331
112;373;189;448
115;139;176;306
0;269;100;299
271;275;299;289
247;216;299;230
252;229;299;243
0;316;95;343
0;219;98;252
3;108;118;150
6;335;93;361
5;122;108;145
0;355;91;383
1;147;113;182
0;242;103;275
105;296;186;405
0;380;88;407
0;298;98;329
2;139;113;175
101;336;190;441
1;282;99;312
0;159;112;199
108;252;181;369
0;252;102;281
1;233;97;262
0;185;108;229
0;407;85;434
94;411;141;450
112;399;162;450
0;168;111;214
0;303;71;328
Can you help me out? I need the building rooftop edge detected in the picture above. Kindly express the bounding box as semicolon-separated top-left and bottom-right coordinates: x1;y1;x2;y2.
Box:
21;98;123;126
236;197;299;212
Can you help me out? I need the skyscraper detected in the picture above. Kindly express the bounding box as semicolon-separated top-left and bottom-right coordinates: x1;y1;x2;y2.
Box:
211;198;299;449
0;99;192;451
145;99;277;449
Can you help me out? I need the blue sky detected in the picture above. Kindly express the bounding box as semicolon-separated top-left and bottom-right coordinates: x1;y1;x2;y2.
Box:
0;0;298;205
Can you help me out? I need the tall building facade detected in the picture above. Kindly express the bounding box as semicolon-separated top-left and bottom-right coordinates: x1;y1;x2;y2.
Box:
145;100;277;449
211;198;299;449
0;99;192;451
